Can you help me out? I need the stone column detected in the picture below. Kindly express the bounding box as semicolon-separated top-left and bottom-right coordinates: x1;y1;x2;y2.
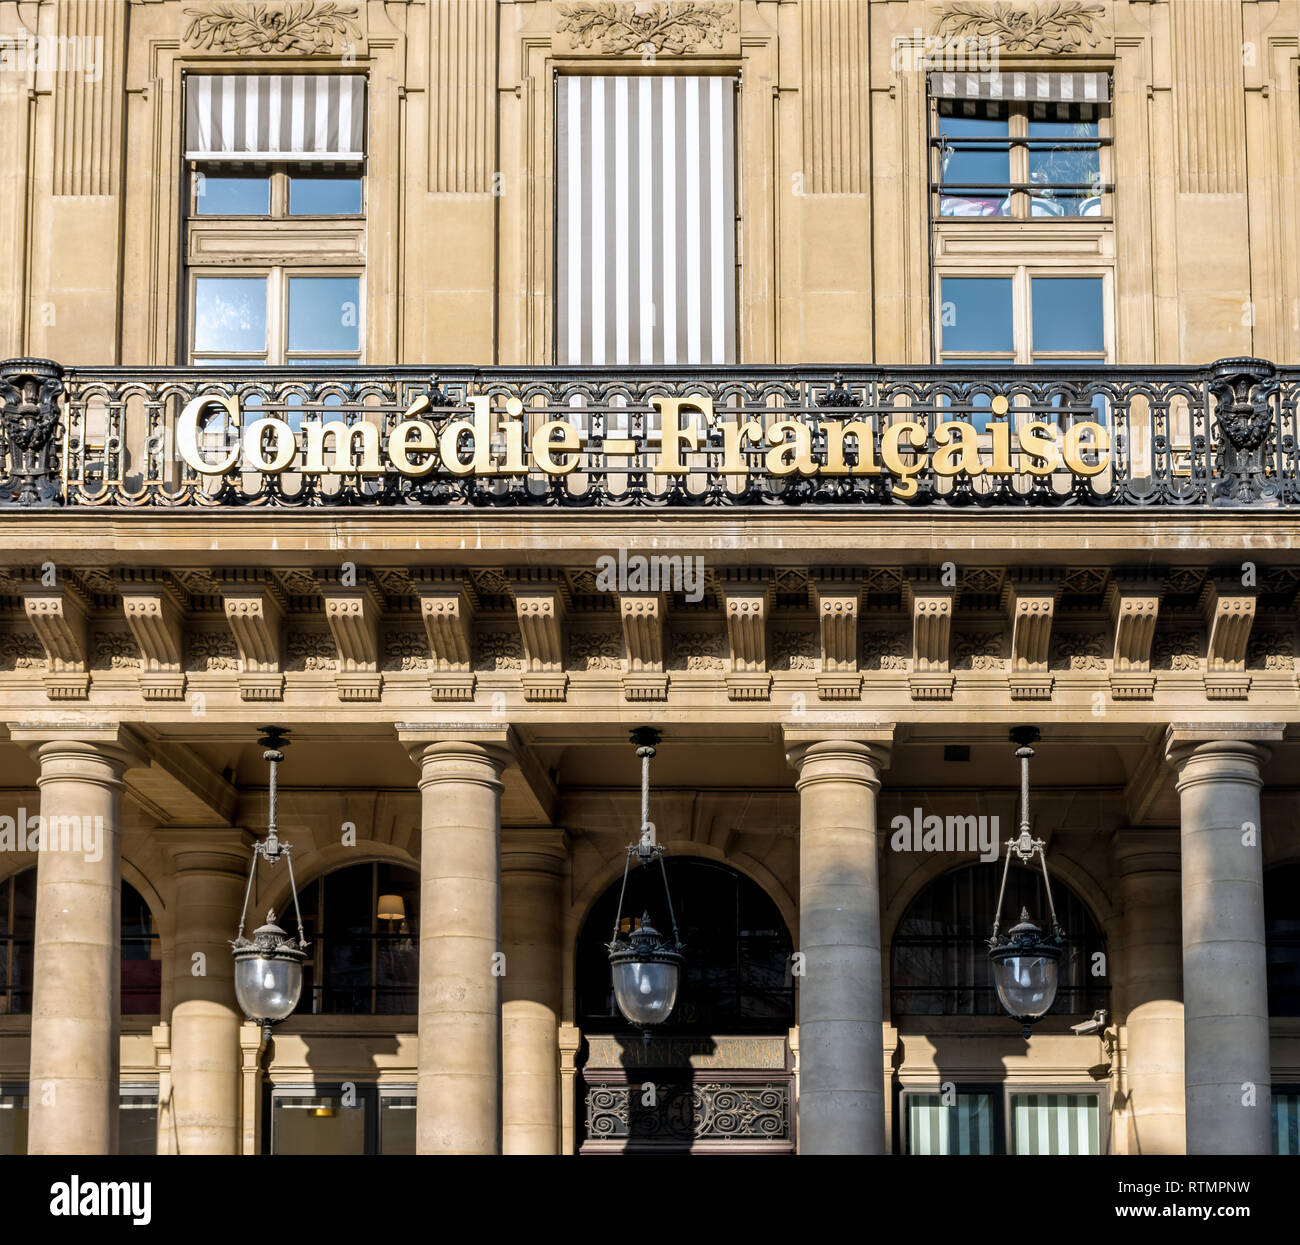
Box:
408;737;509;1155
160;829;252;1155
1114;832;1185;1154
785;730;892;1155
1166;727;1279;1156
18;730;142;1155
501;831;566;1154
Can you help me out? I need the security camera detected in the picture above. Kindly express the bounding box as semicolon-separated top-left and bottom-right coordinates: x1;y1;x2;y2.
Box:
1071;1009;1108;1036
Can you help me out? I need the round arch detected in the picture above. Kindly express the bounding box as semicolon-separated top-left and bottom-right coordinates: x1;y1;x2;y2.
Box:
573;854;795;1036
888;859;1110;1022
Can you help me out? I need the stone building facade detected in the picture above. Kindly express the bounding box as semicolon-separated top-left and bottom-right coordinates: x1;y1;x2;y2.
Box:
1;0;1299;1156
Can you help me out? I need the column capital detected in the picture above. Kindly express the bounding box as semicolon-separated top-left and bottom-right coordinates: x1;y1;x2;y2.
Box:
155;826;256;876
6;721;150;776
1163;723;1281;780
1111;828;1181;876
783;725;894;782
501;829;569;875
398;723;515;770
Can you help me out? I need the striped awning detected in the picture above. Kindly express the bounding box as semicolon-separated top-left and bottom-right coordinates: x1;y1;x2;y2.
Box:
185;74;366;161
929;71;1110;104
556;75;737;366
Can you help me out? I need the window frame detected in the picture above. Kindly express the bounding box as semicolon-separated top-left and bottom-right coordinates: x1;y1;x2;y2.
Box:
935;265;1113;366
899;1082;1108;1155
930;95;1113;222
187;266;364;367
263;1081;416;1155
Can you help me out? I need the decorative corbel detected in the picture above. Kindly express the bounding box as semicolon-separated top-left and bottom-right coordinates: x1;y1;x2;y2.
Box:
1200;578;1256;700
23;581;89;700
1005;576;1060;701
1107;578;1161;701
812;581;861;701
620;593;668;701
723;581;770;701
220;573;285;702
905;576;954;701
418;578;475;702
514;582;568;702
322;576;383;702
120;573;186;701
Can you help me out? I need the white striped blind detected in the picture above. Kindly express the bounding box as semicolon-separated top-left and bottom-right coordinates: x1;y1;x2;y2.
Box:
1012;1093;1101;1155
556;75;737;366
186;75;366;161
929;71;1110;104
1275;1092;1299;1155
906;1092;997;1155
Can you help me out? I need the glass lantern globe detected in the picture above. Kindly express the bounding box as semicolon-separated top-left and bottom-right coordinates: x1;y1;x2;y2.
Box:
608;914;684;1027
988;909;1064;1034
232;910;307;1025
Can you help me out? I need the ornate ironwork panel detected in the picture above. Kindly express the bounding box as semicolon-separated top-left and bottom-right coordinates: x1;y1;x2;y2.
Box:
584;1081;790;1144
3;356;1298;510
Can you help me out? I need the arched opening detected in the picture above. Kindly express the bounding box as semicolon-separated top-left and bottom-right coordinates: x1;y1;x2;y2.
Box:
574;857;795;1154
890;862;1109;1021
576;856;794;1036
292;861;419;1015
0;869;160;1015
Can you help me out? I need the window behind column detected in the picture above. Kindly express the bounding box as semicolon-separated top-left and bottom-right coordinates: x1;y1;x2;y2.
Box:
0;871;159;1015
184;75;366;365
556;74;738;365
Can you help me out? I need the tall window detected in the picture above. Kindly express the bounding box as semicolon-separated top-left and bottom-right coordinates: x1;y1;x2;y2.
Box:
902;1087;1104;1155
1265;863;1300;1016
890;863;1109;1019
266;1084;415;1155
556;75;738;365
929;71;1114;367
0;871;159;1015
184;75;366;365
294;862;419;1015
576;858;793;1034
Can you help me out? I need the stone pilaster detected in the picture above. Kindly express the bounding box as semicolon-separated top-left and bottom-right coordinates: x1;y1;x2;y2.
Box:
784;727;892;1154
404;729;511;1154
159;828;253;1155
1114;831;1185;1154
1165;725;1282;1155
501;830;567;1155
12;725;145;1154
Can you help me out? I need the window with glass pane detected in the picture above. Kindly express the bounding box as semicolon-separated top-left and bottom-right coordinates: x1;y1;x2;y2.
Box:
296;863;418;1015
288;276;360;361
936;104;1011;218
0;1089;27;1155
906;1091;999;1155
379;1094;417;1155
577;858;794;1035
1274;1090;1300;1155
193;172;270;216
271;1092;368;1155
930;83;1109;220
1265;865;1300;1016
938;277;1014;362
1;871;158;1015
193;276;268;362
289;175;362;216
1027;117;1102;216
891;863;1109;1017
119;1088;159;1155
1011;1093;1101;1155
1031;277;1105;360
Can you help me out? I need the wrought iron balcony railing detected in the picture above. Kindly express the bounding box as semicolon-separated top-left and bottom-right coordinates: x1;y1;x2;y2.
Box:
1;357;1295;510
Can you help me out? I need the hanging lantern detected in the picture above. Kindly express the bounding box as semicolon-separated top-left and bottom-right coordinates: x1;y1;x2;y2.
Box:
607;728;684;1032
230;727;310;1038
988;727;1066;1038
